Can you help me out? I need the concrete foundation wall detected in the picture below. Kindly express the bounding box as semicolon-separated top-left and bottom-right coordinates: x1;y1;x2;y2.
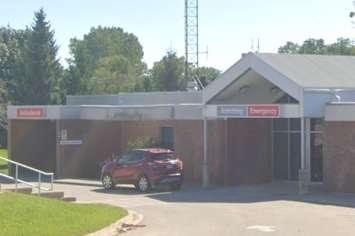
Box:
324;122;355;193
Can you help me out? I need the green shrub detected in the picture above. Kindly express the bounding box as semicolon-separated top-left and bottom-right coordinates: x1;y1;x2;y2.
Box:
127;136;162;150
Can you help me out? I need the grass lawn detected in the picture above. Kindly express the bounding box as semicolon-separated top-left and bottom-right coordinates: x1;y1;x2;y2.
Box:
0;192;127;236
0;148;8;175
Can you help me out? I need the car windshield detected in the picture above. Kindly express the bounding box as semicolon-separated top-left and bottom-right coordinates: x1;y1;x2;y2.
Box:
151;153;176;161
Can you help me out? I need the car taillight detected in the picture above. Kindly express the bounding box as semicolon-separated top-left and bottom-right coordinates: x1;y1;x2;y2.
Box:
177;159;183;170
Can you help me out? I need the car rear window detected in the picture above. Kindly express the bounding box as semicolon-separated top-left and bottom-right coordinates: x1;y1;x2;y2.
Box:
151;153;176;161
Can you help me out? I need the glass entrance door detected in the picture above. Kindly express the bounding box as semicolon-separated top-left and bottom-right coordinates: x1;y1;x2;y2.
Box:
272;118;301;181
272;118;324;182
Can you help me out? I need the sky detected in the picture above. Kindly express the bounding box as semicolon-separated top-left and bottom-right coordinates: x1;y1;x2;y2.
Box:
1;0;354;71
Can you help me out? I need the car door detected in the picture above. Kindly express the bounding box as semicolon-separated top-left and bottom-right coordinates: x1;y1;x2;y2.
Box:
112;152;134;181
113;151;145;183
121;151;145;183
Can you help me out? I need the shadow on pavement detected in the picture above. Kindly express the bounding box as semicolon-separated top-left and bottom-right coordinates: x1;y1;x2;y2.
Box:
92;185;176;196
141;182;355;209
54;179;355;209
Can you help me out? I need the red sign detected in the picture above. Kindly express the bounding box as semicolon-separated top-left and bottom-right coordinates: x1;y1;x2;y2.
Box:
17;108;45;118
248;105;280;117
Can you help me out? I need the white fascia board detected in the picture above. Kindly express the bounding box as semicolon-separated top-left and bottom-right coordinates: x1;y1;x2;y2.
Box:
7;105;81;120
203;53;251;104
325;103;355;121
204;53;302;104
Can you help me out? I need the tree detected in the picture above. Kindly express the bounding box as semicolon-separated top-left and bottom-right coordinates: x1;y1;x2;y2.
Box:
13;8;63;105
278;41;300;54
66;26;145;95
326;38;355;55
279;38;355;56
192;67;220;87
0;27;28;103
0;27;29;147
150;51;186;91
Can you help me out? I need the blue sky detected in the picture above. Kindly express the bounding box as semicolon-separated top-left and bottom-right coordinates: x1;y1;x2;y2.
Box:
1;0;354;71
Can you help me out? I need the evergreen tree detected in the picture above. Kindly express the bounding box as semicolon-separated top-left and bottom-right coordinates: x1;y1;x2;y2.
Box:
18;8;62;105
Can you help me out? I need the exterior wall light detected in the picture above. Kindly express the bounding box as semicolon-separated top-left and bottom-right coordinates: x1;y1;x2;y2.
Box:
239;85;250;95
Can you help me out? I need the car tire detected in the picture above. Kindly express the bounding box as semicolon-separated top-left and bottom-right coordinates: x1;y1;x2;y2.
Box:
136;175;151;192
102;174;114;190
170;182;181;191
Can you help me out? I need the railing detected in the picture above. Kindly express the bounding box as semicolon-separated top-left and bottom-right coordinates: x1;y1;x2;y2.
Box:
0;156;54;194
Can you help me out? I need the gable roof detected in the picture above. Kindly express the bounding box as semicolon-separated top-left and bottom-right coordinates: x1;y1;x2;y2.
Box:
204;52;355;103
257;53;355;88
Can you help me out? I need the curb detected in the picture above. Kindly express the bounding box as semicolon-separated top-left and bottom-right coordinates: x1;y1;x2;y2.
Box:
87;210;144;236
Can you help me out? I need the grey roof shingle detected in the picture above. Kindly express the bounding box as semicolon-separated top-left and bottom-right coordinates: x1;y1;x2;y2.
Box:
256;53;355;88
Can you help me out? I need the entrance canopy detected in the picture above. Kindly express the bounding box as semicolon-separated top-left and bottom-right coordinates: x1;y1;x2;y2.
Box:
204;53;355;118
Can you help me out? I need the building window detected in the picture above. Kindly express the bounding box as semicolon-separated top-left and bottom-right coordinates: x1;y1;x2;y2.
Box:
160;127;174;150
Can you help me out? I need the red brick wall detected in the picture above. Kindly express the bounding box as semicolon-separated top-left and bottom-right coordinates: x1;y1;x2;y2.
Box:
57;120;123;178
207;120;227;185
10;120;56;172
57;120;204;182
225;118;272;185
11;118;272;186
324;122;355;193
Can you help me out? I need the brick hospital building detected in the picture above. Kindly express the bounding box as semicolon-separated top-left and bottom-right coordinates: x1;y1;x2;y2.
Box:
8;53;355;193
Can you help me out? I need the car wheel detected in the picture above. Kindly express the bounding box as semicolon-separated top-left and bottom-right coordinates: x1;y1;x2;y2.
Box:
102;174;114;190
136;175;151;192
170;182;181;191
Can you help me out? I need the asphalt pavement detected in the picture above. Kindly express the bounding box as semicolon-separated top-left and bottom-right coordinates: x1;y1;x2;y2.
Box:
51;180;355;236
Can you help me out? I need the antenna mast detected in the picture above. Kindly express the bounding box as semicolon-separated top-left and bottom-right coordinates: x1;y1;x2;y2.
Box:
185;0;199;80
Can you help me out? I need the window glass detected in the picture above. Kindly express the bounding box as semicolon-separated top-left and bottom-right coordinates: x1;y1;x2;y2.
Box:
119;151;145;164
311;133;323;182
118;152;133;164
161;127;174;150
273;119;288;131
290;119;301;131
290;133;301;180
311;119;324;132
152;153;176;161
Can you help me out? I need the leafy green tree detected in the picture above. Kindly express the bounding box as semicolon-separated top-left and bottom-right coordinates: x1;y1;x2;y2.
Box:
14;8;63;105
326;38;355;55
149;51;186;91
192;67;220;87
66;26;145;94
279;38;355;56
278;41;300;54
0;27;28;104
299;39;326;54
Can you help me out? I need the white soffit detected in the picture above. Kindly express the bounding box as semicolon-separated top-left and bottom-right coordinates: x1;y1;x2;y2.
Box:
204;53;302;104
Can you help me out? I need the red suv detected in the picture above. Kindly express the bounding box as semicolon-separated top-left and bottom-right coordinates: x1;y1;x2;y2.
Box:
101;148;183;192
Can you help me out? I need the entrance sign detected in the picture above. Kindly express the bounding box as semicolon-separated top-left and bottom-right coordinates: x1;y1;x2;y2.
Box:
217;106;246;117
248;105;280;118
17;108;45;118
59;140;83;145
217;105;280;118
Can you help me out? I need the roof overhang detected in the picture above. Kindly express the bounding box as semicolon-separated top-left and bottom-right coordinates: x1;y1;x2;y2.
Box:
203;53;302;104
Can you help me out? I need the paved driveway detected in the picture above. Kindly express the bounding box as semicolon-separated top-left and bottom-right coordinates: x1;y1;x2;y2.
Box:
53;180;355;236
